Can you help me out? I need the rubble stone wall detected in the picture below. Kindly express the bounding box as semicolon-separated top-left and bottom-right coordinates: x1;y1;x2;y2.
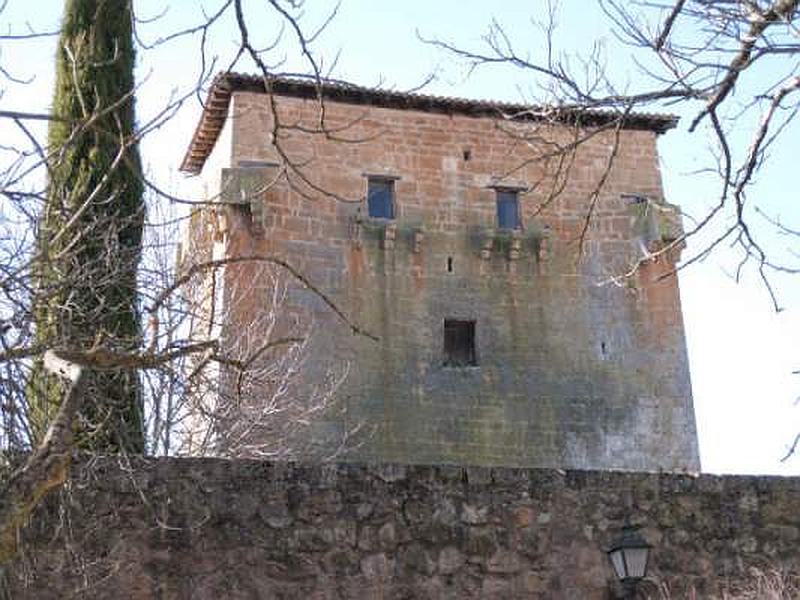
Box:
10;458;799;599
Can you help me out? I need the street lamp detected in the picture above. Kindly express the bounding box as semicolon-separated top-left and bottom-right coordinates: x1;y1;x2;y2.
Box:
607;521;651;598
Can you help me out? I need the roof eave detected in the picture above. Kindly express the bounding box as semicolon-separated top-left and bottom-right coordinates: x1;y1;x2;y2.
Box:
180;72;679;175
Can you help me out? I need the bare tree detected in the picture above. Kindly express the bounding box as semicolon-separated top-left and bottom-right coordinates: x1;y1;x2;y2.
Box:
139;201;358;458
424;0;800;307
422;1;800;462
0;0;373;565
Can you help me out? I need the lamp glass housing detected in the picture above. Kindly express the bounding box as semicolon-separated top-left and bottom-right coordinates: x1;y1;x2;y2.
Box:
607;524;651;582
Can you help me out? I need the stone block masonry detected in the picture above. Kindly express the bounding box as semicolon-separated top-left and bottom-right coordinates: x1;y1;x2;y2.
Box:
184;75;700;471
9;458;799;598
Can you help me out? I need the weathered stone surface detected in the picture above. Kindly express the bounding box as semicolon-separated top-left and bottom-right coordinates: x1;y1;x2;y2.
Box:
360;552;392;579
486;548;522;574
8;457;799;599
438;546;465;574
190;88;700;471
397;542;437;576
461;502;489;525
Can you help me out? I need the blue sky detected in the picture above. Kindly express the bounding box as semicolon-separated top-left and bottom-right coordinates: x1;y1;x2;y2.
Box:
1;0;798;474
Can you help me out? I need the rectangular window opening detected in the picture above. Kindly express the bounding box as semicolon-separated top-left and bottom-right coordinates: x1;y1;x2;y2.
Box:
444;319;477;367
496;189;521;230
367;178;395;219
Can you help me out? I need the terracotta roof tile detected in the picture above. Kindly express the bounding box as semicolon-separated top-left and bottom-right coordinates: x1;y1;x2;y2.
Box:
180;72;678;174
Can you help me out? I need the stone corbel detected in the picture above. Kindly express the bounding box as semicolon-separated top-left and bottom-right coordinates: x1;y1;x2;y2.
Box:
383;222;397;250
413;230;424;254
625;194;685;261
350;216;363;249
480;235;493;260
508;230;523;261
220;166;279;237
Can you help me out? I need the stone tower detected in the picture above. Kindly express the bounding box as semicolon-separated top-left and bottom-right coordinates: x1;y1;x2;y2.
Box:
181;73;700;471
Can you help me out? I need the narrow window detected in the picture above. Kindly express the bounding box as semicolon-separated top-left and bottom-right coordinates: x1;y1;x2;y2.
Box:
496;189;521;230
367;178;395;219
443;319;476;367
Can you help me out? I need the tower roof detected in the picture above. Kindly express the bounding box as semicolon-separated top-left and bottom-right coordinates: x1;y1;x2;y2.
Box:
180;72;679;175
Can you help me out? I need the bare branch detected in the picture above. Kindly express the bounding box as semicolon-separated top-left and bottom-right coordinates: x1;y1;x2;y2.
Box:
0;352;85;563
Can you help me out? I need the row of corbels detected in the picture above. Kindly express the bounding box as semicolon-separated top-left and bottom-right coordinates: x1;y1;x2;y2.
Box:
381;224;424;253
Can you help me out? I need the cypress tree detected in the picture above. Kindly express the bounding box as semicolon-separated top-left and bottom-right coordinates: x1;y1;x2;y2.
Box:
29;0;145;452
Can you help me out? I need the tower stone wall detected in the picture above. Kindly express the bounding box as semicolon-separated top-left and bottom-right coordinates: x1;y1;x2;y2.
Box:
185;77;700;471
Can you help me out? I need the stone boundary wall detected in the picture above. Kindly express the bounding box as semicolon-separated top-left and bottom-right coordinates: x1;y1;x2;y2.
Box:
9;458;800;599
